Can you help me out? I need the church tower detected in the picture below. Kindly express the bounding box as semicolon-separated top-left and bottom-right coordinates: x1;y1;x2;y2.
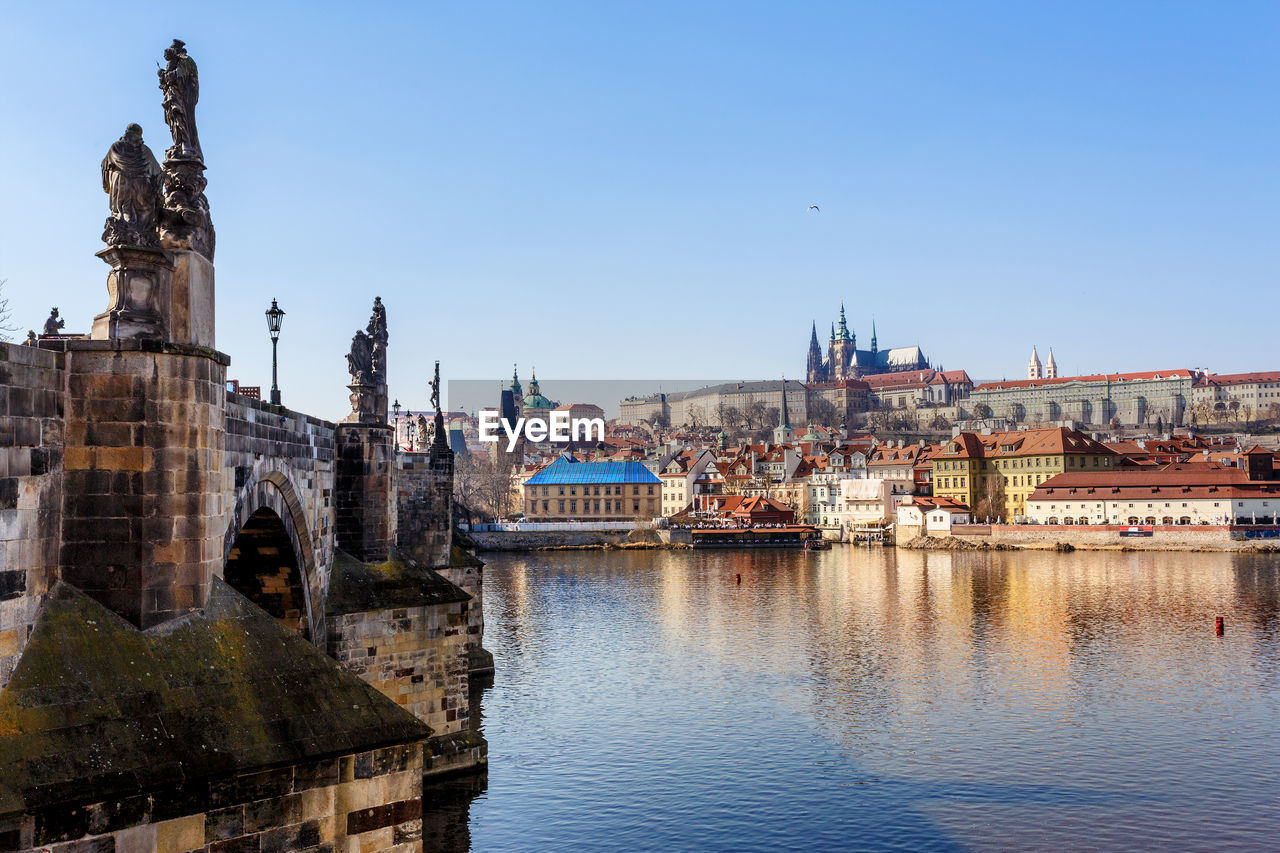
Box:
511;364;523;408
806;322;825;383
1028;347;1043;380
1045;348;1058;379
829;301;855;381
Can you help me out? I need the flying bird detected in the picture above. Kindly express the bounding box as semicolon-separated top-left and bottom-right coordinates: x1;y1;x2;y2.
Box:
807;205;820;212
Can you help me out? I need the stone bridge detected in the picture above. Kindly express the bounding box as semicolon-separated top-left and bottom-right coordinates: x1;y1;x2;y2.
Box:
0;39;487;853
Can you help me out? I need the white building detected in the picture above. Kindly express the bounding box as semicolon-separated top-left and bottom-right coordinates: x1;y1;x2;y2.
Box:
896;496;973;534
1026;462;1280;526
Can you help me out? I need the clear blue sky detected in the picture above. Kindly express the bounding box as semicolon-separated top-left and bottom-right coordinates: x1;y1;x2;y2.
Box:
1;1;1276;420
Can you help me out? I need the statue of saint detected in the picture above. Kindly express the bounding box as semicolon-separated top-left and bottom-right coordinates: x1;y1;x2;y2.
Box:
366;296;388;378
158;39;202;160
42;308;65;336
430;360;441;413
346;330;374;384
101;124;164;248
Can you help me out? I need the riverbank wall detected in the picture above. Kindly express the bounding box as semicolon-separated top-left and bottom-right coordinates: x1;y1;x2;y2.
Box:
903;524;1280;552
469;528;692;551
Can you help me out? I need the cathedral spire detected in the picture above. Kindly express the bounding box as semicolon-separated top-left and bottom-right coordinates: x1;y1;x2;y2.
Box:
837;301;851;341
779;376;791;429
870;318;878;353
511;363;522;397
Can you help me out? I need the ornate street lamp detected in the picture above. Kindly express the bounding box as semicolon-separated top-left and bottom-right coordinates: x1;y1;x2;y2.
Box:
265;299;285;406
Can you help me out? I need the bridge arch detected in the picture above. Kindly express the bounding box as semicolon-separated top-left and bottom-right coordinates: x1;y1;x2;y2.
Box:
223;467;324;642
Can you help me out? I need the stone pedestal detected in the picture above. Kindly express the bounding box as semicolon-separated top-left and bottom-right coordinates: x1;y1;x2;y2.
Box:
334;424;394;562
169;249;215;347
58;340;229;628
91;246;173;341
345;383;388;425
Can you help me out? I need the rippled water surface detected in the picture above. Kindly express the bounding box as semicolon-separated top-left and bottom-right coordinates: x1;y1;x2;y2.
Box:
428;548;1280;852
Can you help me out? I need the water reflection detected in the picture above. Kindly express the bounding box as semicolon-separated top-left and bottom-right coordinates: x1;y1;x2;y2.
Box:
430;548;1280;851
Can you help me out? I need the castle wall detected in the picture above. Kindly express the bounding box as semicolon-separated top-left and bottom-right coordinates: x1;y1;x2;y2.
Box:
0;343;64;690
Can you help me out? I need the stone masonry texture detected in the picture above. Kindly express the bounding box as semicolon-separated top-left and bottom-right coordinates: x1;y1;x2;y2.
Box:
0;342;64;692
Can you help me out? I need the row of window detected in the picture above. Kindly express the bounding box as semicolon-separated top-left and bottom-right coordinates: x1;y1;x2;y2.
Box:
531;499;650;514
539;485;652;497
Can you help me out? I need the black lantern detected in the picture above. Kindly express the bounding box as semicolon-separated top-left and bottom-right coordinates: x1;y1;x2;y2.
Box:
266;299;285;405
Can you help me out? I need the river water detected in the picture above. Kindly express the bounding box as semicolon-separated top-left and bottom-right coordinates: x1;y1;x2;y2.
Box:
425;548;1280;852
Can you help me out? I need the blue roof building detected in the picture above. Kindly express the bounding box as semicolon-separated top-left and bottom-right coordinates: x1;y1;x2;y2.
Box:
524;458;660;486
521;458;661;521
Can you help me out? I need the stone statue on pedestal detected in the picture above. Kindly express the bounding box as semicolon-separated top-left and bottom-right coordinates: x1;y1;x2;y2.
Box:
158;39;201;160
95;124;172;341
367;296;387;377
346;331;374;385
101;124;164;249
158;39;215;259
430;360;441;414
43;308;65;336
345;297;389;423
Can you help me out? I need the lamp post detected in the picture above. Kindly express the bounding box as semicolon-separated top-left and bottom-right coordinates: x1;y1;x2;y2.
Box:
265;299;285;406
392;399;401;447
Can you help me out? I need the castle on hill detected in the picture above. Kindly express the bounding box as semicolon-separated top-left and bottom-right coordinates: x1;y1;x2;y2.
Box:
805;303;930;383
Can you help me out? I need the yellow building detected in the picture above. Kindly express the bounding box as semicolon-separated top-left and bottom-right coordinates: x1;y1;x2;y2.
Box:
932;427;1116;520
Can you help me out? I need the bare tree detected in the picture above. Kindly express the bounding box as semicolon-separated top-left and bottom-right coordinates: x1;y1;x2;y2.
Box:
807;396;837;429
974;471;1007;522
0;280;16;342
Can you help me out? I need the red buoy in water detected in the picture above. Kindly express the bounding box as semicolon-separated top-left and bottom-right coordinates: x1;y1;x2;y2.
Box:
1215;616;1225;635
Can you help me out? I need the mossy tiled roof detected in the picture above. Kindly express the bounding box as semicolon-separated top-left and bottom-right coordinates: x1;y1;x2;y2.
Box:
0;579;430;816
325;550;471;616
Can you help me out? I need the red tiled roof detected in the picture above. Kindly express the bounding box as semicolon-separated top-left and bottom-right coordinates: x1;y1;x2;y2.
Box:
975;369;1196;392
1207;371;1280;386
1029;465;1280;502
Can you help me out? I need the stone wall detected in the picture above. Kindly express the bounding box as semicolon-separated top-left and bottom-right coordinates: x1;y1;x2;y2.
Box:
469;529;638;549
329;602;471;737
394;446;453;569
0;343;64;690
224;393;335;641
945;523;1245;550
0;742;424;852
335;425;394;562
57;340;228;629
